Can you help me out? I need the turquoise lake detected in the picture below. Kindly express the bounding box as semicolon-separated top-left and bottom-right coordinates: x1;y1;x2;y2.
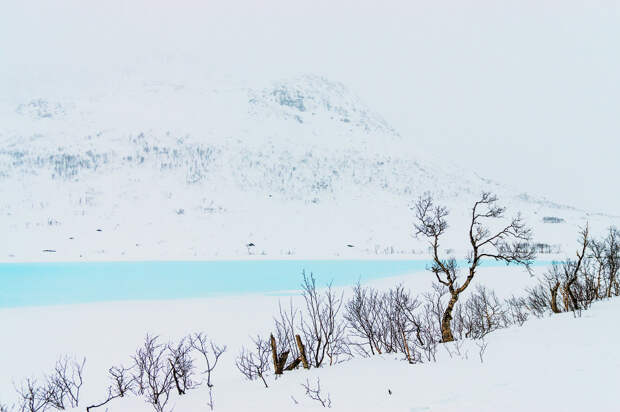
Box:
0;260;544;308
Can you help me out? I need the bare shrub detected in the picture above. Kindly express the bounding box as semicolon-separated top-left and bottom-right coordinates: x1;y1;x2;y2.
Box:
132;335;174;412
388;285;422;363
273;301;300;369
344;282;383;356
299;273;348;367
414;192;535;342
338;280;523;364
16;356;85;412
558;227;590;313
442;339;468;360
524;281;553;318
344;283;431;363
270;273;349;372
0;402;13;412
190;332;226;409
15;379;47;412
301;378;332;408
523;225;620;320
46;356;85;409
167;336;196;395
526;227;593;315
86;365;134;411
454;285;506;339
189;332;226;388
504;295;529;326
410;284;445;362
236;335;271;388
476;339;489;363
526;267;575;316
590;226;619;298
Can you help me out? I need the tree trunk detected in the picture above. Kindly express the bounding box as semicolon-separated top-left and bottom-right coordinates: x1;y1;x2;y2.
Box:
550;281;561;313
270;334;279;374
441;293;459;342
607;269;617;298
401;328;413;363
566;277;580;311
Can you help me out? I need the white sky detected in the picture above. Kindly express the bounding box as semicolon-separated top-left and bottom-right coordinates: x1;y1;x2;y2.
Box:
2;0;619;214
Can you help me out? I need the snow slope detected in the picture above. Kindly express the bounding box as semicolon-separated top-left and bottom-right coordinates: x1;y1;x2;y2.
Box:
0;266;617;411
1;73;616;262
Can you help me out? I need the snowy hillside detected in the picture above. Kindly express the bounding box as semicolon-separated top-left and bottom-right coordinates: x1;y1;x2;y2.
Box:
1;74;616;262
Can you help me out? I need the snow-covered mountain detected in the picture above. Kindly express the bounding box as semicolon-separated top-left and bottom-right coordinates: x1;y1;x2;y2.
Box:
1;74;616;262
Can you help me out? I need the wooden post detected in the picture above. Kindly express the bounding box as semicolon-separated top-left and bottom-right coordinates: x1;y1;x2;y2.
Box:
295;334;310;369
270;334;280;374
401;329;413;364
276;351;290;374
284;357;301;371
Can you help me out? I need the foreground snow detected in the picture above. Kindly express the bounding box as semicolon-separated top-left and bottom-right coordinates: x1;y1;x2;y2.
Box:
1;266;617;411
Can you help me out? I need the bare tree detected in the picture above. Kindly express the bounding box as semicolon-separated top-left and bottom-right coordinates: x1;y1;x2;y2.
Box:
525;225;619;319
132;335;174;412
46;356;85;409
504;295;529;326
273;301;300;370
0;402;13;412
527;227;591;315
189;332;226;388
15;378;48;412
16;356;85;412
269;329;308;375
86;365;135;411
414;295;443;362
414;284;446;362
167;336;196;395
560;226;590;312
190;332;226;410
236;335;271;388
301;378;331;408
299;273;348;367
269;273;349;372
590;226;619;298
389;285;422;363
455;285;506;339
344;282;383;356
344;283;427;362
414;192;535;342
524;281;553;317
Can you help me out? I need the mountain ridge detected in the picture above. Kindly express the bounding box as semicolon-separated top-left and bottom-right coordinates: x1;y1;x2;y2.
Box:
1;75;616;262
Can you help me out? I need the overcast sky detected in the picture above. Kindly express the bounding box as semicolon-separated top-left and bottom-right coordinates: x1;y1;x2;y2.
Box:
2;0;619;214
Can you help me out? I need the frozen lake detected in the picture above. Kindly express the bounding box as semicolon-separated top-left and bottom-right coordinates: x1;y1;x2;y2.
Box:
0;259;544;308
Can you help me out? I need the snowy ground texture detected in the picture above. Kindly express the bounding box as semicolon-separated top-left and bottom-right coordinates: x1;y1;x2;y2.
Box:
1;266;618;411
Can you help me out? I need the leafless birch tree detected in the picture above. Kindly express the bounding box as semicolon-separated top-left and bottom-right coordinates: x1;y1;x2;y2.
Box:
132;335;174;412
414;192;535;342
236;335;271;388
